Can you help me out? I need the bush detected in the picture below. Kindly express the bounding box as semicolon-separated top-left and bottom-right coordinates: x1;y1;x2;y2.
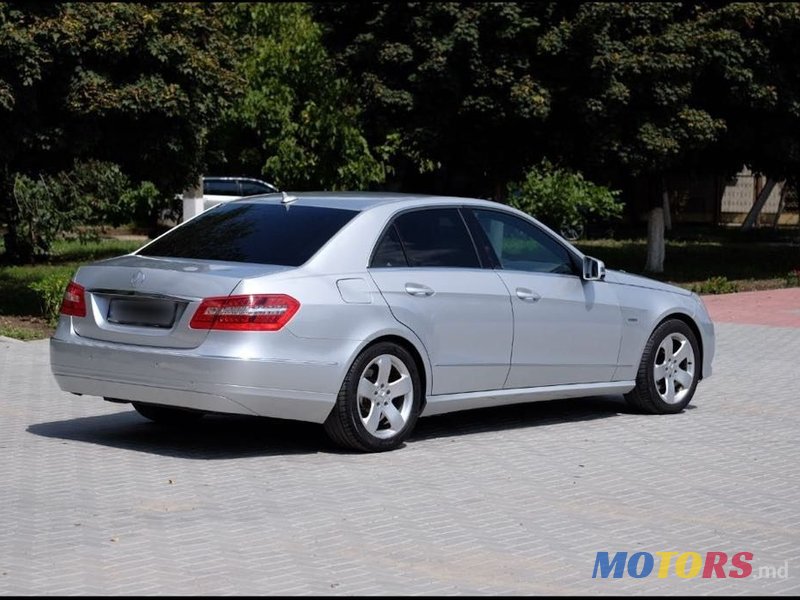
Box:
28;273;73;325
508;160;623;235
786;269;800;287
62;161;130;226
122;181;180;231
690;276;738;295
3;161;168;263
3;173;74;262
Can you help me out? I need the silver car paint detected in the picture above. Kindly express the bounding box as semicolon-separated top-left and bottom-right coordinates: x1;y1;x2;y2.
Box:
495;271;622;388
50;192;715;424
368;267;514;395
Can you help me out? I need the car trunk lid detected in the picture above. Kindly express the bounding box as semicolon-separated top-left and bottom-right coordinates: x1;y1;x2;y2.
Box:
71;255;293;348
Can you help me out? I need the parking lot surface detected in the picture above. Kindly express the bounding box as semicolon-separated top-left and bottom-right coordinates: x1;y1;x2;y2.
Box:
1;311;799;594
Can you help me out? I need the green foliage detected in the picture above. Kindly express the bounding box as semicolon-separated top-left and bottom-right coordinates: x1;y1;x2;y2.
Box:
209;3;383;190
690;276;738;295
28;272;72;325
785;269;800;288
0;323;44;341
4;173;73;261
317;2;800;200
47;238;143;263
0;2;242;261
0;236;137;325
61;161;131;229
2;1;799;279
538;3;731;179
2;161;152;262
508;161;622;233
315;2;554;196
120;181;177;230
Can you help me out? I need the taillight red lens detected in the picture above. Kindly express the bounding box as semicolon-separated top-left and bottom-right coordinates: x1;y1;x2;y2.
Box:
60;281;87;318
189;294;300;331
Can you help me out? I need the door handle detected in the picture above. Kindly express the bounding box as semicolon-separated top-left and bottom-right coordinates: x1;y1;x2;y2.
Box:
405;283;435;297
515;287;541;302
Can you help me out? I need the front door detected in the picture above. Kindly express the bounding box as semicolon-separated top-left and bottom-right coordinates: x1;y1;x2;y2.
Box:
468;208;623;388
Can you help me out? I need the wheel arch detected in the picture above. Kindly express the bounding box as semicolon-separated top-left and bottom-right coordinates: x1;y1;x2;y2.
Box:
369;335;428;403
343;330;432;411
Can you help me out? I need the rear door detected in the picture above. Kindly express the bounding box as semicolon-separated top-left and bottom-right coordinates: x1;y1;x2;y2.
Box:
368;208;513;395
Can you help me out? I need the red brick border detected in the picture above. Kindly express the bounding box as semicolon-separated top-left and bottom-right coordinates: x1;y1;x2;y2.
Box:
702;287;800;328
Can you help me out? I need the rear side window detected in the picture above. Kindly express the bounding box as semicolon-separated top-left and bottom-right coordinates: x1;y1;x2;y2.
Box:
139;203;358;266
391;208;480;268
371;224;408;268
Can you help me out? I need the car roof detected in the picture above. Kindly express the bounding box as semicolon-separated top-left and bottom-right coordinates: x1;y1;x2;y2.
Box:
230;191;498;212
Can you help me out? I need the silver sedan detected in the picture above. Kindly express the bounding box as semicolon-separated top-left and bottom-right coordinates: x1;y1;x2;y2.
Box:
50;193;715;452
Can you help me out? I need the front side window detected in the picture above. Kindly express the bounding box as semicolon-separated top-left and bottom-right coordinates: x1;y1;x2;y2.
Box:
470;209;575;275
139;203;357;266
386;208;480;268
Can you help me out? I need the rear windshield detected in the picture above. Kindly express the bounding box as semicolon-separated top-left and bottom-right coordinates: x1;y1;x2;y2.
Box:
139;202;358;266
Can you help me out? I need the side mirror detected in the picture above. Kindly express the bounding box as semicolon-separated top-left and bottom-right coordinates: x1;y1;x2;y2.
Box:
582;256;606;281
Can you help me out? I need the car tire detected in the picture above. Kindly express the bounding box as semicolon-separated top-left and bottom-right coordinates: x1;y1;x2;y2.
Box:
131;402;206;424
625;319;700;414
324;342;422;452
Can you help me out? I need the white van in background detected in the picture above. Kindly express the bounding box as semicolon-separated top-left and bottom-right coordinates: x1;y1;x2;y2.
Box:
183;176;279;222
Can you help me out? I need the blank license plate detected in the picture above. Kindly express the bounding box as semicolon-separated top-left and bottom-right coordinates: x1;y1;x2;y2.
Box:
107;298;178;328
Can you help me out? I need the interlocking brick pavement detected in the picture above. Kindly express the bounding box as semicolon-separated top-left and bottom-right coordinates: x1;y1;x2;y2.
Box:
1;320;799;595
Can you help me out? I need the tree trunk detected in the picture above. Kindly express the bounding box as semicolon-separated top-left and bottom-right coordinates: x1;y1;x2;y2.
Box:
181;175;203;223
771;183;787;228
645;205;665;273
662;185;672;231
741;177;777;230
494;181;507;203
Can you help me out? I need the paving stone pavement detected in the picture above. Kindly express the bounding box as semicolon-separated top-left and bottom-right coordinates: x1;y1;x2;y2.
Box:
1;322;799;595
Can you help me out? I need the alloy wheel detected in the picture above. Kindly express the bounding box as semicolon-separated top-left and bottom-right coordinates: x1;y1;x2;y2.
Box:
357;354;414;439
653;332;696;405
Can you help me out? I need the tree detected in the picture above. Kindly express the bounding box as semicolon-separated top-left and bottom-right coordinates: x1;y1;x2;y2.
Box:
0;2;241;261
316;2;800;273
706;3;800;230
314;2;556;198
207;3;383;191
530;2;800;271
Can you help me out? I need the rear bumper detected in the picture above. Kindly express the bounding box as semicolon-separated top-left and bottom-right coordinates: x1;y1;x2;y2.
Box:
50;322;360;424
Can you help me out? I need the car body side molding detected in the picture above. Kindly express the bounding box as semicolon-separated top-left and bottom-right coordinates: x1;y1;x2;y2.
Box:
421;381;636;416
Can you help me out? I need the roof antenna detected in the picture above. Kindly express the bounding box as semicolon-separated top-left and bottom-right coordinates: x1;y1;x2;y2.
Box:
281;191;297;205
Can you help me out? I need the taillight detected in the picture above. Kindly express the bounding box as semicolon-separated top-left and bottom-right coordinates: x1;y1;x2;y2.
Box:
60;281;87;318
189;294;300;331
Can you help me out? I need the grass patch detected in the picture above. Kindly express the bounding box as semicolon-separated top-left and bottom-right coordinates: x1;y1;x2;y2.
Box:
0;237;143;322
48;237;144;263
576;238;800;291
1;232;798;339
0;324;46;341
688;276;738;295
